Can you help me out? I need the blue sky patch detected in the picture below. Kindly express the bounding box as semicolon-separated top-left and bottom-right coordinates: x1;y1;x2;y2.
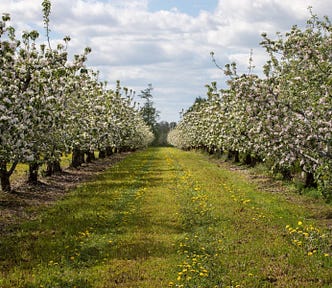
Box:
148;0;219;16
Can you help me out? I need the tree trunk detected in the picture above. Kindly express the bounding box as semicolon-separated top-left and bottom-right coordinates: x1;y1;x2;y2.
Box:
228;150;240;162
45;161;53;177
280;168;292;181
71;147;84;168
234;151;240;163
85;150;95;163
244;154;252;165
0;162;11;192
45;160;62;176
0;172;11;192
0;161;18;192
106;146;113;156
283;170;292;180
305;172;317;188
99;150;106;158
28;162;39;184
53;160;62;173
85;151;92;163
208;146;216;155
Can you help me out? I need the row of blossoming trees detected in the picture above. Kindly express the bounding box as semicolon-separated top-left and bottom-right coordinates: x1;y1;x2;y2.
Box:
168;13;332;200
0;5;154;192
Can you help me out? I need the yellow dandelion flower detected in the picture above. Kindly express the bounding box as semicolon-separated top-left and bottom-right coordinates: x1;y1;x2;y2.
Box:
298;221;303;226
307;251;313;256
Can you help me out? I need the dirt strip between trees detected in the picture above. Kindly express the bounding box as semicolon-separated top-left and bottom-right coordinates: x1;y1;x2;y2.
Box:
0;153;129;236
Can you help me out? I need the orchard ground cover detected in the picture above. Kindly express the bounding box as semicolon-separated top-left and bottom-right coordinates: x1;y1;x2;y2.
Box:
0;147;331;287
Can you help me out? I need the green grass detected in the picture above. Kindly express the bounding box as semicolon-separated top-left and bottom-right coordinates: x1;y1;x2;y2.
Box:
0;147;331;287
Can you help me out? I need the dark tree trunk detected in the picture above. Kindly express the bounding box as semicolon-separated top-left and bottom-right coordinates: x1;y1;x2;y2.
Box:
99;150;106;159
234;151;240;163
71;147;84;168
85;150;95;163
279;168;292;181
244;154;259;167
85;151;93;163
53;160;62;173
305;172;317;188
282;170;292;180
244;154;252;165
45;160;62;176
0;161;18;192
28;162;39;184
0;172;11;192
45;161;53;177
228;150;240;162
79;151;85;164
106;146;113;156
0;162;10;192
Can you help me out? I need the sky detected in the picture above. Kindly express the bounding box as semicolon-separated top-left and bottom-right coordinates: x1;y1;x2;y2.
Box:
1;0;331;122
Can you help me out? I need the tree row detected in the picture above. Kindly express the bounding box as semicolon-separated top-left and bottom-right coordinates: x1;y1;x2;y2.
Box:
0;3;154;192
168;12;332;200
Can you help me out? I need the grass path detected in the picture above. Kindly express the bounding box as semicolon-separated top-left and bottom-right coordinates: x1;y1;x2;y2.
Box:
0;147;331;287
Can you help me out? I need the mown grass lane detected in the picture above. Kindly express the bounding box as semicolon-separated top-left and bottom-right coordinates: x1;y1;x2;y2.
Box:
0;148;331;287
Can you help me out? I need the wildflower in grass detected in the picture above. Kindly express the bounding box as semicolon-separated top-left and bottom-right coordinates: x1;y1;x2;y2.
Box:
173;167;224;287
286;221;331;258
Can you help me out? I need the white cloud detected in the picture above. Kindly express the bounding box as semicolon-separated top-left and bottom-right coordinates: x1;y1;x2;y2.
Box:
1;0;331;122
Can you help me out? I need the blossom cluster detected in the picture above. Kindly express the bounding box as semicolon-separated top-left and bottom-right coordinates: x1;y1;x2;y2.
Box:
168;13;332;200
